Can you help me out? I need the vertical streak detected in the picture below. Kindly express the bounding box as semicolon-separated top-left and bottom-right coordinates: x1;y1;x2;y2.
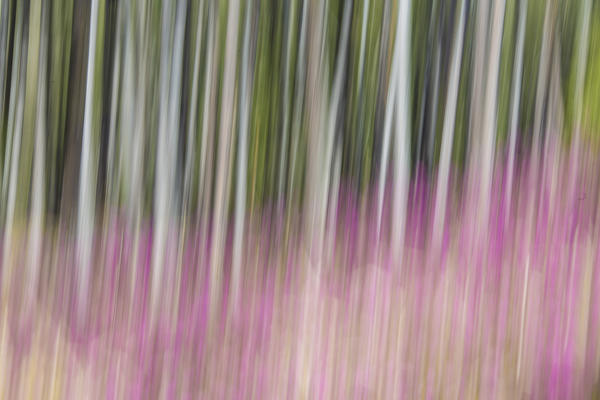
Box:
432;0;466;253
232;0;254;311
353;0;370;184
120;2;135;221
198;5;216;239
296;0;327;392
76;0;100;319
287;0;308;209
357;0;369;95
320;0;352;262
467;0;490;183
478;0;506;231
210;0;240;315
516;256;530;380
1;0;23;217
568;0;592;198
26;0;48;305
2;6;25;294
504;0;527;225
277;0;297;206
532;0;554;154
131;0;149;231
427;41;440;172
167;0;187;209
0;0;10;148
105;1;122;212
392;0;412;262
152;0;176;318
304;0;326;266
183;0;205;216
152;0;187;320
376;0;402;239
326;145;341;263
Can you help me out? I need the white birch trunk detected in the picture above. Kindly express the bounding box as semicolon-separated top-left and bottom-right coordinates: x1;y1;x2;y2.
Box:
478;0;506;231
392;0;412;262
232;0;254;311
76;0;100;320
209;0;240;316
151;0;187;321
504;0;527;225
432;0;467;253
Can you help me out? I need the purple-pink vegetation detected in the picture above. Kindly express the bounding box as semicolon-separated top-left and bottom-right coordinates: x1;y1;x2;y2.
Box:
0;148;599;398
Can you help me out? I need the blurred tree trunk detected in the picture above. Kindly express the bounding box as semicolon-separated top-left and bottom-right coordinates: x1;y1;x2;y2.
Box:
60;0;89;223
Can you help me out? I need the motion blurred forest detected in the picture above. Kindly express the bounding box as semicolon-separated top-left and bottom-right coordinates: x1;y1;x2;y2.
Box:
0;0;598;223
